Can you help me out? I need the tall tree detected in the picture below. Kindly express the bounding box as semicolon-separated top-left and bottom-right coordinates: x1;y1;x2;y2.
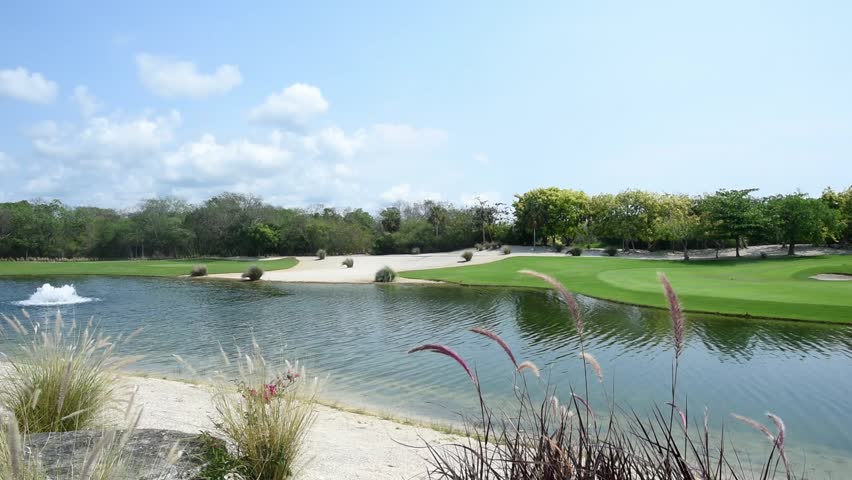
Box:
767;193;837;255
699;189;763;257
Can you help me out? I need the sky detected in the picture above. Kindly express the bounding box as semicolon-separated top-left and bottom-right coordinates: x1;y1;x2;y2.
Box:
1;1;851;211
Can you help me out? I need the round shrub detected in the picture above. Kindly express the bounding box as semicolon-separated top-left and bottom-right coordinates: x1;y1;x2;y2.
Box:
411;247;421;255
316;249;327;260
474;243;484;252
342;257;354;268
569;247;583;256
375;266;397;283
553;244;564;253
502;245;512;255
604;246;618;257
190;264;208;277
462;250;474;262
760;251;768;259
242;265;264;281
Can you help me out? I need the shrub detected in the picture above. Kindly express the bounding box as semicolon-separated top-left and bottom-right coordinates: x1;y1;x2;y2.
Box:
374;266;396;283
502;245;512;255
316;249;327;260
604;246;618;256
474;243;484;251
760;251;768;259
568;246;583;256
411;247;421;255
211;346;319;480
242;265;264;281
409;272;797;480
553;244;564;253
342;257;354;268
190;264;208;277
0;311;133;434
461;250;474;262
0;413;44;479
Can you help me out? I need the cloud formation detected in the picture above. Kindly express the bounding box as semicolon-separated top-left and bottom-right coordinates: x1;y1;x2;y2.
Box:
249;83;329;125
0;67;58;104
136;54;242;98
71;85;101;117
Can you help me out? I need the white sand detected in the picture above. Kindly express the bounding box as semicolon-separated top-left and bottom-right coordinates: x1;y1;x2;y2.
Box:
810;273;852;281
209;244;850;284
120;375;452;479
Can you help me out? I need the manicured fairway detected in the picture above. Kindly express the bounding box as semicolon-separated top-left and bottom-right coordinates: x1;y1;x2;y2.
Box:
401;255;852;323
0;258;298;277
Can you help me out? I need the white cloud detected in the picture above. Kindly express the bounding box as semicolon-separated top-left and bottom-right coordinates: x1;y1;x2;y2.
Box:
368;124;448;151
136;54;242;98
161;133;291;182
0;152;16;171
472;152;490;165
333;163;355;176
381;183;442;203
0;67;58;104
30;110;182;166
72;85;101;117
249;83;329;125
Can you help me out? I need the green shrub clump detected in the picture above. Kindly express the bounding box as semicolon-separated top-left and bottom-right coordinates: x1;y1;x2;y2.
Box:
342;257;354;268
190;264;208;277
760;251;768;259
242;265;264;281
0;311;129;434
375;266;397;283
211;348;319;480
411;247;421;255
316;249;327;260
462;250;474;262
474;243;484;251
502;245;512;255
568;247;583;256
553;244;564;253
604;246;618;256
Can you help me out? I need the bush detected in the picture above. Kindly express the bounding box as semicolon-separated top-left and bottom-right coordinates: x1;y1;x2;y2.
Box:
474;243;484;251
568;246;583;256
242;265;264;281
0;311;135;434
461;250;474;262
502;245;512;255
316;249;327;260
375;266;397;283
211;346;319;480
190;264;208;277
342;257;354;268
411;247;421;255
553;244;564;253
604;246;618;256
760;251;768;259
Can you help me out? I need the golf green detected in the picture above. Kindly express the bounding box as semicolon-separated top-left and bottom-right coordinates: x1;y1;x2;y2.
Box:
401;255;852;323
0;258;298;277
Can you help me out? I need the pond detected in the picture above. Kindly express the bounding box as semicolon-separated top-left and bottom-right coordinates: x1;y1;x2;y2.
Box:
1;276;851;477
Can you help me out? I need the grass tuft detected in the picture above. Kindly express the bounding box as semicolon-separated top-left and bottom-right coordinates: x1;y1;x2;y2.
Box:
242;265;264;281
375;266;397;283
342;257;354;268
190;264;208;277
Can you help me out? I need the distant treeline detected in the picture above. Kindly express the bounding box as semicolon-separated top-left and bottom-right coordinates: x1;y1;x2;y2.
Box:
0;187;850;259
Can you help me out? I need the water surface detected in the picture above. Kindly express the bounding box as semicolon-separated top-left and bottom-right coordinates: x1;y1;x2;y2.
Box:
1;277;850;477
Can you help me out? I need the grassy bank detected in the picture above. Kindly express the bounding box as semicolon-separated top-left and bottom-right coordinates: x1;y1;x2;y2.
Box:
0;258;298;277
401;255;852;323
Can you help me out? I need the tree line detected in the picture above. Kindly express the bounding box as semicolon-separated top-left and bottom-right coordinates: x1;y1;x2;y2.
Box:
0;187;849;260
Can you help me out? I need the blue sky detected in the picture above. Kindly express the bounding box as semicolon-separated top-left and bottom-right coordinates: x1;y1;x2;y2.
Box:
1;1;851;209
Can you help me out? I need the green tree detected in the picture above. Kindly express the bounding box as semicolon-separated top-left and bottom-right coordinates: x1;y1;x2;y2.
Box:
246;223;279;256
767;193;837;255
699;189;763;257
655;194;700;260
513;187;588;247
380;207;402;233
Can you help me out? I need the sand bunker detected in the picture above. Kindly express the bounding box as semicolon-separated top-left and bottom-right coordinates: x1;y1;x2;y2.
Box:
810;273;852;281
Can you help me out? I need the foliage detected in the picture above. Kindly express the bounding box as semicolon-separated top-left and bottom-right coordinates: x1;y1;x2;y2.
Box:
553;243;564;253
461;250;474;262
699;189;764;257
211;347;318;480
342;257;354;268
411;247;421;255
1;413;46;480
568;246;583;256
604;246;618;256
0;258;297;277
766;192;839;255
242;265;264;281
316;248;327;260
375;266;397;283
513;187;589;246
190;264;208;277
474;243;484;251
410;273;796;480
655;194;701;260
0;311;133;434
502;245;512;255
379;207;401;233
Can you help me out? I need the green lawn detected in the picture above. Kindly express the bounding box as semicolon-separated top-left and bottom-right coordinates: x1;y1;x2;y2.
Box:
0;258;298;277
401;255;852;323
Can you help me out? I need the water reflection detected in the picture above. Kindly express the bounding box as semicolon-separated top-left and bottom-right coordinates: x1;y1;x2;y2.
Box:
1;276;850;476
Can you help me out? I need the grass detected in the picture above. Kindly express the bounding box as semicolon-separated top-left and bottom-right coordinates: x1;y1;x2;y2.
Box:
0;257;297;277
401;255;852;323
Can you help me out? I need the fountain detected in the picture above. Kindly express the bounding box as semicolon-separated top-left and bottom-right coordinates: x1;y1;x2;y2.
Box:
13;283;97;306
